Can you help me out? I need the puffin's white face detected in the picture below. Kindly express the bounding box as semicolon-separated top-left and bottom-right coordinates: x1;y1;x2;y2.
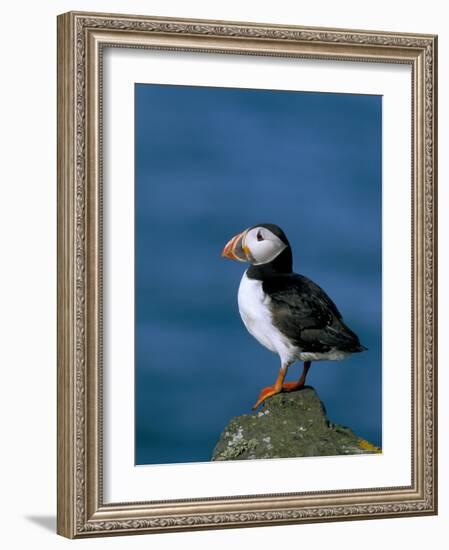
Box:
242;226;287;265
222;225;287;265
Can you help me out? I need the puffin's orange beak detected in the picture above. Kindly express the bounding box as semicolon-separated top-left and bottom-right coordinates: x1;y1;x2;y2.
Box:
221;230;248;262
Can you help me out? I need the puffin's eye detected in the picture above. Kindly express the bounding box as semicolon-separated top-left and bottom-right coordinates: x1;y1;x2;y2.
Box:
257;230;264;242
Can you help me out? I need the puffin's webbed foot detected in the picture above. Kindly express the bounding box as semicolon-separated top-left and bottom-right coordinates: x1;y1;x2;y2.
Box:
281;380;305;392
252;381;304;410
282;361;312;395
252;361;312;410
252;385;281;410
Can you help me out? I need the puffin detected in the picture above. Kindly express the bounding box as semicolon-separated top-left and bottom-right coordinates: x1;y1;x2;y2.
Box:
221;223;366;409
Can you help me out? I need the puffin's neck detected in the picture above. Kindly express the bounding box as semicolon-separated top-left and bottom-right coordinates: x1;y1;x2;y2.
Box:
246;247;293;280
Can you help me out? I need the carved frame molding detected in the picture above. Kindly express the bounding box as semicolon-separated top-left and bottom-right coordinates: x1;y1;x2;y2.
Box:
57;11;437;538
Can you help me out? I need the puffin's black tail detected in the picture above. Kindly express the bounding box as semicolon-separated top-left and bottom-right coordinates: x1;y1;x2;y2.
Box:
354;344;368;353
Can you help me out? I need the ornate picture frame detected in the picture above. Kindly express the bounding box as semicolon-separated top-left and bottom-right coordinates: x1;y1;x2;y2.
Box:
57;11;437;538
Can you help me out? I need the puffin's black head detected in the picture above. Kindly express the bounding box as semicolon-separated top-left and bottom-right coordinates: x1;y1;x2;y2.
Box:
221;223;292;273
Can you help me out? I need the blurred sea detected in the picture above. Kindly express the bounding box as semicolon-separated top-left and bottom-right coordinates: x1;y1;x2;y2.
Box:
135;84;382;465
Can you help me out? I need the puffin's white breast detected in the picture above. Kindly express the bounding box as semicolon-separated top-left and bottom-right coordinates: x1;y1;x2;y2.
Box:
237;270;297;365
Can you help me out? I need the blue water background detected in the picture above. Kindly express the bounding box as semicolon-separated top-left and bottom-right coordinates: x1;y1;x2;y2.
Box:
135;84;382;465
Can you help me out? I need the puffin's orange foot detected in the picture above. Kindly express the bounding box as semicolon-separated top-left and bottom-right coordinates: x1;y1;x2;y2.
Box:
252;381;306;409
281;381;305;393
252;386;281;410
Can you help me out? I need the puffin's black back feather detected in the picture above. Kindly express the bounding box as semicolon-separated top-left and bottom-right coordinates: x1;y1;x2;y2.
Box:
262;273;366;354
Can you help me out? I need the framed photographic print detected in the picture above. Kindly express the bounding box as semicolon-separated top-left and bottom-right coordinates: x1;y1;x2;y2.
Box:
57;11;438;538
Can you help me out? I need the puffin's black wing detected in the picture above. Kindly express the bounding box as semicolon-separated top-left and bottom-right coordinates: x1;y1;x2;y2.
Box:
263;274;365;354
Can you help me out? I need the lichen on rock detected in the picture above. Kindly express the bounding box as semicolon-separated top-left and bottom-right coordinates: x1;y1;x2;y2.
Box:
211;387;380;461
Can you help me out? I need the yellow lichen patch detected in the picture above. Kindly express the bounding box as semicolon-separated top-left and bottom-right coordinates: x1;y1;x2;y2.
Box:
358;439;381;453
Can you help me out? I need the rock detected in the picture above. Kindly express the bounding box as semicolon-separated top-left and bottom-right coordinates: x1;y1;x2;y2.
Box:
211;387;380;461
